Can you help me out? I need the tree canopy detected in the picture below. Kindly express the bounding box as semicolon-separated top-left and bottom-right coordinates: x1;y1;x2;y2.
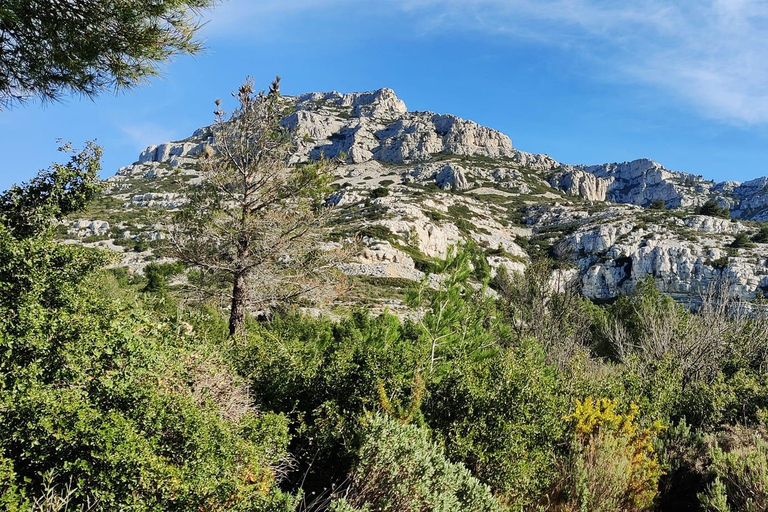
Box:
697;199;730;219
170;77;344;336
0;0;215;108
0;141;102;239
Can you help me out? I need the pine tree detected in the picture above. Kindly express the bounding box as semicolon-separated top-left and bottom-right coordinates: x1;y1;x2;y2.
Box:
0;0;215;108
170;77;345;336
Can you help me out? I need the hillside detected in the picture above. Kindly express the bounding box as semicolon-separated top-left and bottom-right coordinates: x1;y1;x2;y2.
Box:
67;87;768;305
8;85;768;511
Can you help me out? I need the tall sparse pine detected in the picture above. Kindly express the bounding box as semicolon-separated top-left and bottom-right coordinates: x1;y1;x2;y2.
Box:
170;77;343;336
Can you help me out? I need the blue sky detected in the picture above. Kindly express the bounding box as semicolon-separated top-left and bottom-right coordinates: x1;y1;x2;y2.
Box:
3;0;768;192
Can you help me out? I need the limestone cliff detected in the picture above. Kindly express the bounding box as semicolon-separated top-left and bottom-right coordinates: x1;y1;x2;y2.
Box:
70;87;768;306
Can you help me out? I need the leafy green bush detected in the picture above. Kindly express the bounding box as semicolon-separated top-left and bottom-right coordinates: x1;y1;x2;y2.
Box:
0;226;294;509
751;225;768;243
729;232;754;249
369;186;389;199
424;338;567;508
709;256;729;270
357;223;393;241
699;427;768;511
236;310;424;494
142;261;184;292
697;200;730;219
330;414;502;512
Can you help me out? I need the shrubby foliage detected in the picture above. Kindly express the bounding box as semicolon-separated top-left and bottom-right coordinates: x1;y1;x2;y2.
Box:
0;163;293;510
697;199;731;219
698;426;768;511
331;414;502;512
0;141;102;239
0;248;296;510
5;159;768;510
424;337;566;508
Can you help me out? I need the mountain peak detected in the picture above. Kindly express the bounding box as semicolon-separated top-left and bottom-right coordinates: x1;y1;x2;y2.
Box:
90;85;768;308
294;87;407;119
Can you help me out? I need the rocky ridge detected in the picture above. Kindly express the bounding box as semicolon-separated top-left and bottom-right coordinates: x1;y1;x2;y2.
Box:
70;87;768;306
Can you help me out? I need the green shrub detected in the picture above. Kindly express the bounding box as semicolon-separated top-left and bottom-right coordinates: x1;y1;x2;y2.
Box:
0;231;294;510
236;310;424;495
424;339;567;508
0;450;27;511
697;200;730;219
142;261;184;293
369;186;389;199
751;225;768;243
699;427;768;511
424;209;445;224
709;256;729;270
357;224;392;241
729;232;754;249
330;414;502;512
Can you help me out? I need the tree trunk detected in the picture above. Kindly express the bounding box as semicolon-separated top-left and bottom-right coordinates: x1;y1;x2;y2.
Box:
229;270;248;337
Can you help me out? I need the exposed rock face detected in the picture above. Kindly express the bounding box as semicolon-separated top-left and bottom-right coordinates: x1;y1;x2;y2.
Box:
684;215;744;234
373;113;516;163
282;89;526;167
83;86;768;307
295;88;407;119
539;205;768;302
731;177;768;220
129;192;185;209
69;219;110;237
139;141;208;165
548;169;611;202
435;163;470;191
509;150;560;172
574;159;712;208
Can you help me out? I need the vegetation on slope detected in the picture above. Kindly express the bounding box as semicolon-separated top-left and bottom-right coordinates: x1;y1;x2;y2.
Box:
5;144;768;512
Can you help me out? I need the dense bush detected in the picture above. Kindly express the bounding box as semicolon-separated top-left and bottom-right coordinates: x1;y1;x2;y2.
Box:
142;261;185;292
330;414;502;512
424;338;566;508
697;199;731;219
554;397;666;511
729;232;755;249
0;226;294;510
751;224;768;243
235;310;424;494
699;427;768;511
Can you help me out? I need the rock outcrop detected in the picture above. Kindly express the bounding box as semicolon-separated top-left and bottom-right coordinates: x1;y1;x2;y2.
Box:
570;159;712;208
74;86;768;307
548;169;611;202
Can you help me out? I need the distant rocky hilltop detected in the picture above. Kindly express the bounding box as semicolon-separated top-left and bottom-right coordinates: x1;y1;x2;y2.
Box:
68;87;768;307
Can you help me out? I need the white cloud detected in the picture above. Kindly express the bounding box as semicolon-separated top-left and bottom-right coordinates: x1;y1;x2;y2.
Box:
200;0;357;38
200;0;768;124
397;0;768;124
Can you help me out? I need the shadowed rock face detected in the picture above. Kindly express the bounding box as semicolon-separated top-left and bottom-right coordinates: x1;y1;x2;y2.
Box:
88;87;768;305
